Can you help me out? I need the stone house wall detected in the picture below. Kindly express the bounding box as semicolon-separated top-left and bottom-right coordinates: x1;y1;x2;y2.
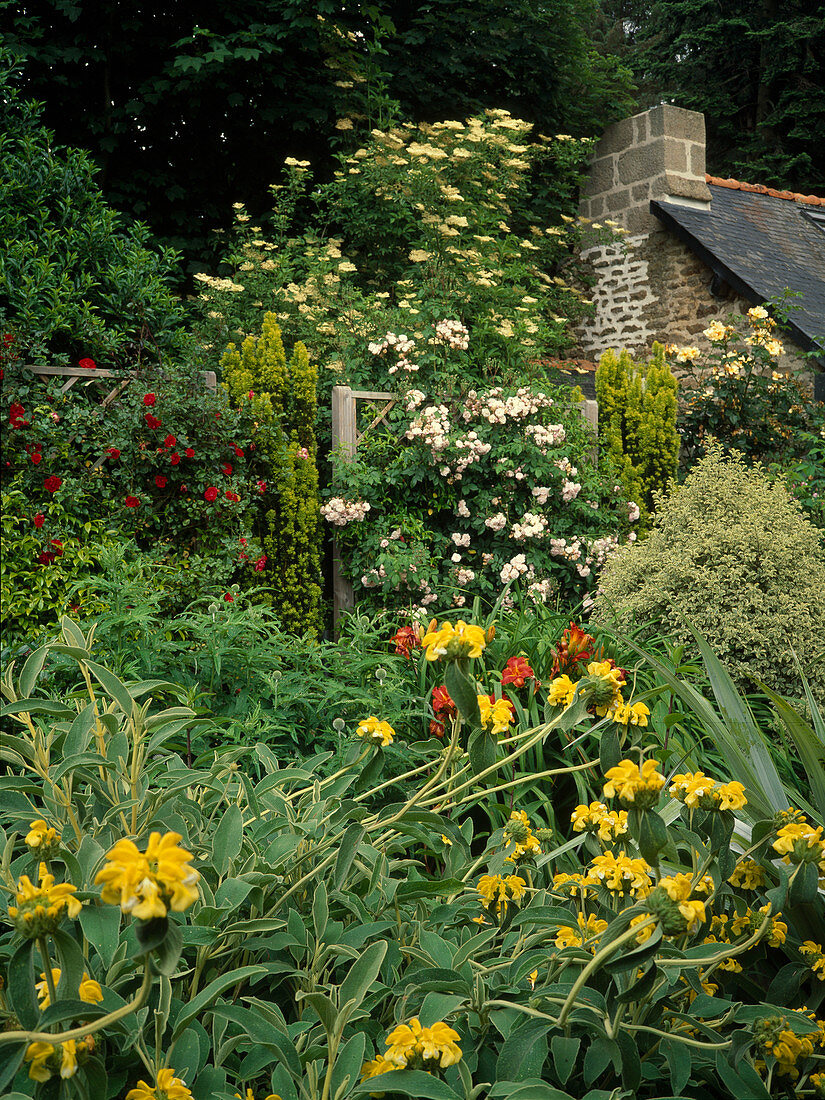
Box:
574;105;810;378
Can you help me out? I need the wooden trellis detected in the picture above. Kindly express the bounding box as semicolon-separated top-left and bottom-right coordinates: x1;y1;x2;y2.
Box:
330;386;397;627
329;385;599;630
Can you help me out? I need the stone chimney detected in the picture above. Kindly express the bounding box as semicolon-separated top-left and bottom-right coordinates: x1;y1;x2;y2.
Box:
580;104;711;234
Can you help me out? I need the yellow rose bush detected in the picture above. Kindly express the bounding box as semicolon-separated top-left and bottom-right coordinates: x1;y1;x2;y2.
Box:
1;615;824;1099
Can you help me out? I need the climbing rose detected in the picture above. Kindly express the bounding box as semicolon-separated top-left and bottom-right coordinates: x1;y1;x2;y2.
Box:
224;593;234;602
225;490;240;502
44;476;62;494
185;447;194;458
78;358;97;370
254;555;267;572
143;394;156;407
204;487;218;502
155;475;168;488
221;463;232;476
144;413;161;430
170;453;181;465
106;447;121;459
33;513;45;528
164;434;176;448
31;452;42;465
125;495;140;508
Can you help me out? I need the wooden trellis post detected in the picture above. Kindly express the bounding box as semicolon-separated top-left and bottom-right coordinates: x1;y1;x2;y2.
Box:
330;385;396;631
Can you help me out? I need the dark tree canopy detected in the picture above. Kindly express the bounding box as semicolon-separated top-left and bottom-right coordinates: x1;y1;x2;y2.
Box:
596;0;825;194
6;0;635;274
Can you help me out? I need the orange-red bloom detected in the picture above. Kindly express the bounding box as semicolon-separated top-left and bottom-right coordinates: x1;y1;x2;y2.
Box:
550;622;595;678
501;656;536;688
391;625;421;659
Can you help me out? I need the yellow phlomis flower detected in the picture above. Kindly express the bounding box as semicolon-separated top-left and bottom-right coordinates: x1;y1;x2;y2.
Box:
421;619;486;661
95;833;199;920
126;1067;195;1100
356;716;395;747
36;968;103;1009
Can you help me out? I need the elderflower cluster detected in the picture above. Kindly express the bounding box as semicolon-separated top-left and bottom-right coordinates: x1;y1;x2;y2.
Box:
320;497;371;526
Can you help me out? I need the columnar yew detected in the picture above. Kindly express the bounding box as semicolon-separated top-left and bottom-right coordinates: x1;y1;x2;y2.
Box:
220;312;322;635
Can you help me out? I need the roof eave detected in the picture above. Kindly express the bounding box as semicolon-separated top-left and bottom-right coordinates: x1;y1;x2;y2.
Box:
650;198;823;359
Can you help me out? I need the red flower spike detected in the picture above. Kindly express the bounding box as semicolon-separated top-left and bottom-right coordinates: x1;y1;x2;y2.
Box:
204;487;218;502
44;475;62;494
143;393;156;407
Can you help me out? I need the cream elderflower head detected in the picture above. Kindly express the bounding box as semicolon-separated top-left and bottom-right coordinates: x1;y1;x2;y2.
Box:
603;758;665;808
422;619;487;661
356;716;395;747
9;863;82;938
95;832;200;920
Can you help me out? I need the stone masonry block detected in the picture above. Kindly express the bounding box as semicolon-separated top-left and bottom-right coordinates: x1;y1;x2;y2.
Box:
648;104;706;145
618;144;662;186
585;155;616;195
632;182;651;201
633;113;648;143
605;188;633;213
663;138;688;174
595;116;634;157
663;173;713;201
689;142;707;177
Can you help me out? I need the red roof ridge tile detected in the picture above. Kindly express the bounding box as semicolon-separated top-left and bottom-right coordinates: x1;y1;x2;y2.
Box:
705;173;825;206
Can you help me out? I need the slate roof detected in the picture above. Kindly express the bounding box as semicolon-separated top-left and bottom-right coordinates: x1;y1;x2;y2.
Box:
650;180;825;360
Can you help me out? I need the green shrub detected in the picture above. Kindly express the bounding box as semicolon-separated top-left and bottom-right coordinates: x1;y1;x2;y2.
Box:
595;341;679;532
0;55;189;368
592;444;825;705
221;313;322;635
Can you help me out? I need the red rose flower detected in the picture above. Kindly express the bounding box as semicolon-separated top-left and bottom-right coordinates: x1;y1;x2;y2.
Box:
143;393;156;407
233;445;244;458
501;656;536;689
221;463;233;476
255;479;267;493
31;452;42;464
224;593;234;602
204;486;218;502
164;434;177;448
225;490;240;502
38;551;56;565
125;495;140;508
185;447;194;458
145;413;162;430
50;539;64;557
44;475;62;494
9;402;27;429
170;453;181;465
254;554;267;572
33;513;45;528
239;537;247;546
155;475;168;488
78;358;97;370
106;447;121;459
